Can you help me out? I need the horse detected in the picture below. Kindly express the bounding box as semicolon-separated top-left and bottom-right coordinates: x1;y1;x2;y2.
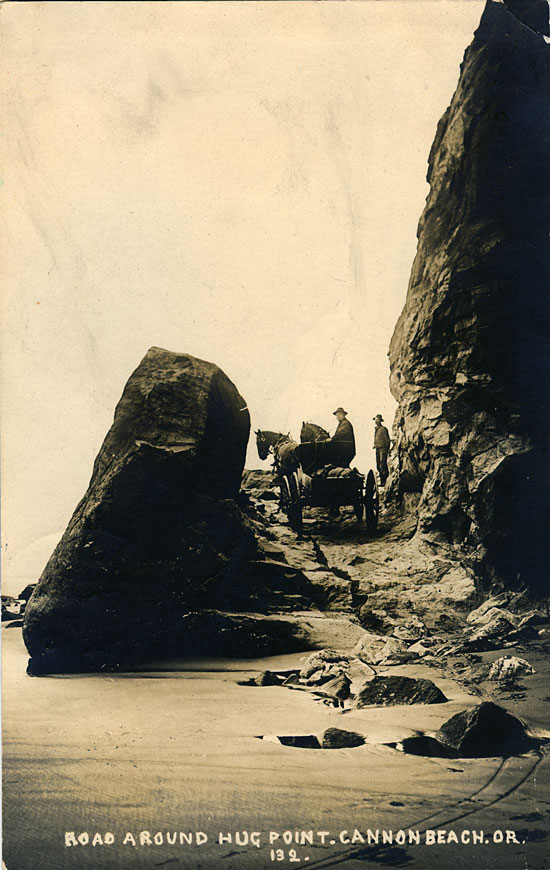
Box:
255;427;328;478
299;421;333;471
255;430;309;533
301;419;356;469
255;430;300;473
255;428;319;476
300;421;330;443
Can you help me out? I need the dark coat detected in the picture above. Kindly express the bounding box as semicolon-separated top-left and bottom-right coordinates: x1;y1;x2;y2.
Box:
373;424;390;451
331;418;356;466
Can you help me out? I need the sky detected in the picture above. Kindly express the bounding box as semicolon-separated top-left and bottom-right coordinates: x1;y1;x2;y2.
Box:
1;0;484;596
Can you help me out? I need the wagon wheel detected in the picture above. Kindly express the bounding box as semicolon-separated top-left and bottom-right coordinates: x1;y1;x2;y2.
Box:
353;486;364;521
279;476;291;513
365;470;379;533
287;472;303;536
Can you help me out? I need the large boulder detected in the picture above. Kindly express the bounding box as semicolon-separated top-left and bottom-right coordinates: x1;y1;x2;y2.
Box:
436;702;538;757
23;349;304;673
388;0;550;589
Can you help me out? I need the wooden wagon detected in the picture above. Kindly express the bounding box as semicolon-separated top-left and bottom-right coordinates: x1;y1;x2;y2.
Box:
279;464;379;536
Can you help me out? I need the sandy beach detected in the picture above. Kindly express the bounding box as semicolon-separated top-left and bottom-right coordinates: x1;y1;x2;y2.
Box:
3;623;549;870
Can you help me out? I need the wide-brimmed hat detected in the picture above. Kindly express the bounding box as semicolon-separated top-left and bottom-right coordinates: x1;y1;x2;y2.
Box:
333;407;347;415
373;414;384;422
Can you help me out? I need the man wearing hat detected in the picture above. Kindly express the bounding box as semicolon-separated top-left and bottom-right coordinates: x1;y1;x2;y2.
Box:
373;414;390;485
330;407;356;467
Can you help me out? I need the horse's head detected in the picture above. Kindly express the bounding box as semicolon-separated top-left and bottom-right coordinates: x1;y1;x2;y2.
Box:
255;430;270;461
256;429;291;461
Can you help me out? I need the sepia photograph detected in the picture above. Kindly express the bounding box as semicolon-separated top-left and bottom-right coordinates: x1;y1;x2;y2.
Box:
1;1;549;868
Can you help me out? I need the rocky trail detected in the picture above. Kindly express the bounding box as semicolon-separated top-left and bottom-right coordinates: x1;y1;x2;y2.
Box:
241;468;550;752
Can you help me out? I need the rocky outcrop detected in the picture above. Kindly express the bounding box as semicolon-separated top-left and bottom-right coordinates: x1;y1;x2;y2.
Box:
388;0;550;589
23;350;313;673
18;584;36;604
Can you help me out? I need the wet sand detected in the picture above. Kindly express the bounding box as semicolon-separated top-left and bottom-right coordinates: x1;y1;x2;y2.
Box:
2;627;549;870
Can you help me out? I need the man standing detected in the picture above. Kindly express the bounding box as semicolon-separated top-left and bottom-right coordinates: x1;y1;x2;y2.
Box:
373;414;390;485
330;407;356;467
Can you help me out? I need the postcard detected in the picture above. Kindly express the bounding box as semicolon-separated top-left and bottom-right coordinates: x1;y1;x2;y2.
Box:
2;1;548;868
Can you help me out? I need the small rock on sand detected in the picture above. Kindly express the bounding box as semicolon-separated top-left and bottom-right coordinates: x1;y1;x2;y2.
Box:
487;656;535;682
353;633;408;665
320;728;365;749
299;649;351;679
356;676;448;707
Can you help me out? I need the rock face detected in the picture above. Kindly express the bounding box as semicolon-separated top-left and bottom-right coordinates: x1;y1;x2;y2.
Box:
388;0;550;589
23;349;310;673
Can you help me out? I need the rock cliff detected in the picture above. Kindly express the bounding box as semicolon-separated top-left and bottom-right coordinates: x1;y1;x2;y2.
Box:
388;0;550;590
